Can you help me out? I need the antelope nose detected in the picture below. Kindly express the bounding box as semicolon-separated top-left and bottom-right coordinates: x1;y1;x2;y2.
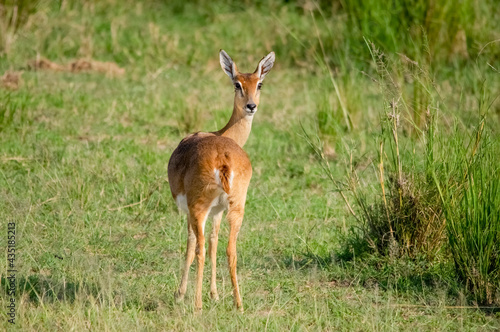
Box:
246;103;257;111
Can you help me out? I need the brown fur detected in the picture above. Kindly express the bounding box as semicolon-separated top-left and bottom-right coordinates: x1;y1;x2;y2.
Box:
213;73;263;147
218;164;231;194
168;133;252;202
168;50;274;312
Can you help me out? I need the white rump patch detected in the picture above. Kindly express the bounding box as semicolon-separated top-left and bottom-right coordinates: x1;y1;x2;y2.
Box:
214;168;235;190
214;168;221;187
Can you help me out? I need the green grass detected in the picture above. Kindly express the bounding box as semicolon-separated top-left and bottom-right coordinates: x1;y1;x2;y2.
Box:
435;128;500;306
1;0;500;330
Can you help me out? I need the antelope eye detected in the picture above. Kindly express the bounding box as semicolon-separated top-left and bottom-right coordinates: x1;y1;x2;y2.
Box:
257;83;263;90
234;83;242;90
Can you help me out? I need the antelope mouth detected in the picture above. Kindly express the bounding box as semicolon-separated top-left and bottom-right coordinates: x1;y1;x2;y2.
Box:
245;107;257;115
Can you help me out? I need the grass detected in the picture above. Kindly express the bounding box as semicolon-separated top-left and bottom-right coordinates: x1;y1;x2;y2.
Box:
1;0;500;330
435;128;500;306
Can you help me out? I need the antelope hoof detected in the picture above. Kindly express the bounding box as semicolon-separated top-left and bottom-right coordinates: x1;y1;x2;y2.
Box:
174;290;184;302
210;291;219;301
235;298;243;312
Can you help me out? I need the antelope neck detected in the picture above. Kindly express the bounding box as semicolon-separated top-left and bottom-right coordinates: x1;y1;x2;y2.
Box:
214;105;254;147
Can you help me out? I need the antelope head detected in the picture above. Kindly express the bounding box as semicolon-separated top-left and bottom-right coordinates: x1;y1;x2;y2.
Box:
219;50;275;116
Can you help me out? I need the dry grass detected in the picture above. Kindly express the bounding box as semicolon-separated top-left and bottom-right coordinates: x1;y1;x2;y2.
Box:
27;57;125;76
1;70;22;89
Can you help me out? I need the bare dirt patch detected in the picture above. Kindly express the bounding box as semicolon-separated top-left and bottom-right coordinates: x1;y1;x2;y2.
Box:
1;70;22;89
69;59;125;76
28;57;66;71
28;57;125;76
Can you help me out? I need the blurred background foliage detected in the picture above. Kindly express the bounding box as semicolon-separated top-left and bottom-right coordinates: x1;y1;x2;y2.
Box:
2;0;499;68
1;1;500;328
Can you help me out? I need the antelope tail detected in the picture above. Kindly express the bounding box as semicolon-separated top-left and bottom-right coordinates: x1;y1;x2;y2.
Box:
217;164;231;194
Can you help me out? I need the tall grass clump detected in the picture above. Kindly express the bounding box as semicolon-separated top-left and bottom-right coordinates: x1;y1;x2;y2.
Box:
305;70;439;259
306;99;445;259
436;128;500;305
342;102;445;259
330;39;446;259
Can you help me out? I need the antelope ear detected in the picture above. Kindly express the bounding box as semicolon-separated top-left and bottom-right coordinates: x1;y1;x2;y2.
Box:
219;50;238;80
255;51;275;80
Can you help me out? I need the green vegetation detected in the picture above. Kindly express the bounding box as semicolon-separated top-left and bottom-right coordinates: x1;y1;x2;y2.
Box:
1;0;500;330
436;128;500;306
